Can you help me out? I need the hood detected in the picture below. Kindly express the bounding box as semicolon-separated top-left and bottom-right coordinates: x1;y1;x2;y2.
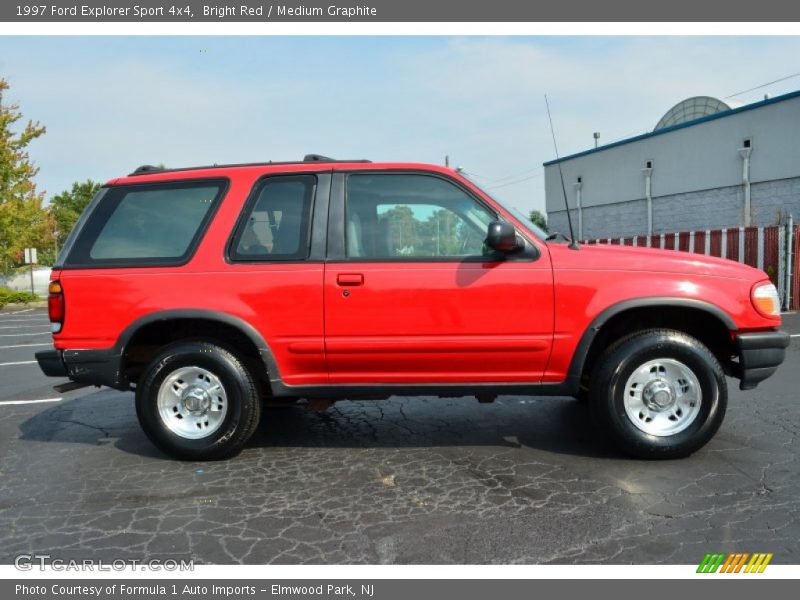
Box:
547;241;767;282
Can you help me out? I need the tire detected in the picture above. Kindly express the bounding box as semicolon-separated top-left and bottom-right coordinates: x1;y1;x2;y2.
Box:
135;341;262;460
589;329;727;459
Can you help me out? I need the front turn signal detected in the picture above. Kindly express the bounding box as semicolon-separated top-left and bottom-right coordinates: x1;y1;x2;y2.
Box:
751;281;781;318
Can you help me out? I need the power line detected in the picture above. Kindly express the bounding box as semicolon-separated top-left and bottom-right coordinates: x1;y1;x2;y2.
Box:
463;165;543;185
583;70;800;148
486;171;543;191
724;71;800;99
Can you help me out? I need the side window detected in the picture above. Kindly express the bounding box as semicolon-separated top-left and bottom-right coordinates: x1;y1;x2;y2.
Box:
231;175;316;261
66;179;226;266
345;174;496;259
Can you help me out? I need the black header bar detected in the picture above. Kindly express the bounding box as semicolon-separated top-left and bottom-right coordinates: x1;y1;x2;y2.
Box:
3;1;800;22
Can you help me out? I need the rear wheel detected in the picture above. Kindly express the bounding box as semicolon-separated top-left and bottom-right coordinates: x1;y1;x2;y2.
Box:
590;329;727;459
135;341;261;460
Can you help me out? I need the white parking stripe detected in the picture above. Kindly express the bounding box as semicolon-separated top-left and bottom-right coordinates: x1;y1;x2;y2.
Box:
0;331;51;337
0;324;50;330
0;398;62;406
0;343;52;349
0;318;49;323
791;334;800;338
0;361;37;366
0;308;34;316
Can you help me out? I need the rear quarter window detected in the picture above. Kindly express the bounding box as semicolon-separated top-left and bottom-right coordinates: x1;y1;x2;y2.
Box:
64;179;226;267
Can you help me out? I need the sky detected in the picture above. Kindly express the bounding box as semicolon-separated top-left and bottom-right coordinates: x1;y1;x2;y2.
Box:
2;36;800;214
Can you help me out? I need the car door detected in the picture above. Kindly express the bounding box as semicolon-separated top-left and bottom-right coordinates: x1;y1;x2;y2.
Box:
323;170;554;385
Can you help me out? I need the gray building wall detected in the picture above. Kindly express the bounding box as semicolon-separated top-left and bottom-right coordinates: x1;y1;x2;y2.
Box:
752;176;800;225
548;198;648;240
549;176;800;239
544;92;800;238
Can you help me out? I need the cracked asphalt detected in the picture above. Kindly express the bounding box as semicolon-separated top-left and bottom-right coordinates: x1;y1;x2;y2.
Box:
0;308;798;564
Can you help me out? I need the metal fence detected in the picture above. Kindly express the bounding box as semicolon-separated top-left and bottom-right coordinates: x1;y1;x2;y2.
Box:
581;219;798;311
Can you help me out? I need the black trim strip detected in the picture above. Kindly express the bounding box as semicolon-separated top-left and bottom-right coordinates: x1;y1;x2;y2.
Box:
270;381;573;399
327;173;346;260
309;173;332;261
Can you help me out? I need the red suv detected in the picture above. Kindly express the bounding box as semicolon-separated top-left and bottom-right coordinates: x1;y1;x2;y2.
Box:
36;155;789;460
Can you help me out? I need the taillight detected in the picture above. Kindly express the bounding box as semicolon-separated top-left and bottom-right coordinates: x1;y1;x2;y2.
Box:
48;280;64;333
751;281;781;318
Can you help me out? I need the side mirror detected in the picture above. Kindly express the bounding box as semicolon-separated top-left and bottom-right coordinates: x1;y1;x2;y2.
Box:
485;220;521;253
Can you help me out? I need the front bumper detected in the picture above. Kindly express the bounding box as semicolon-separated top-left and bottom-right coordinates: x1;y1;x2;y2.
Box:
35;348;126;390
734;330;791;390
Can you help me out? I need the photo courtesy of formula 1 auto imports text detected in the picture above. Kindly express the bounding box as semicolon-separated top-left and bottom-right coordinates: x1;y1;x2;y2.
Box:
0;0;799;598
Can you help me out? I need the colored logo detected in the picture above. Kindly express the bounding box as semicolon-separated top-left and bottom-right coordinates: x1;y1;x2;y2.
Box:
697;553;773;573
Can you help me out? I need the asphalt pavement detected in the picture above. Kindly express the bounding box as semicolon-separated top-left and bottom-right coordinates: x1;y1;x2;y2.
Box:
0;307;798;564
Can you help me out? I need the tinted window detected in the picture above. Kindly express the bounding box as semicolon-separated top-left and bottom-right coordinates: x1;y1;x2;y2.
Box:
231;175;315;261
66;180;225;266
346;174;495;259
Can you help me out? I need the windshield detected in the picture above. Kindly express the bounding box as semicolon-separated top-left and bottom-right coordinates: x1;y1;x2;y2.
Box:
461;174;549;241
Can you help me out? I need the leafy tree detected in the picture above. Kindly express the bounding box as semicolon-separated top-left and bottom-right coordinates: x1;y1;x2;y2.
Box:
529;209;549;233
49;179;102;251
377;205;485;257
380;205;421;255
0;77;48;274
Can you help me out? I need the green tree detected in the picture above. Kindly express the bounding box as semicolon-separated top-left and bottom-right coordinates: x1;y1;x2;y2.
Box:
380;205;422;255
49;179;101;253
529;209;549;233
0;77;48;274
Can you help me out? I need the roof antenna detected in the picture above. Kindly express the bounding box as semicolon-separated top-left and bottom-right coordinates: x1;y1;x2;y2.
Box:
544;94;580;250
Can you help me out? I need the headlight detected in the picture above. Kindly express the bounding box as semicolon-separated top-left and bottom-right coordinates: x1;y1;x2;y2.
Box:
751;281;781;317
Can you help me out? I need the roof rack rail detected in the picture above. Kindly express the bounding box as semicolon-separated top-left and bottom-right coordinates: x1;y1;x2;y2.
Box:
129;165;165;176
125;156;372;177
303;154;370;163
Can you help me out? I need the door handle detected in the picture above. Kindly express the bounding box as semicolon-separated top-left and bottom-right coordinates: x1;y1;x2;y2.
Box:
337;273;364;286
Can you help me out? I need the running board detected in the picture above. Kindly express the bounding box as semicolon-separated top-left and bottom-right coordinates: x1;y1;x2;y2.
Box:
53;381;91;393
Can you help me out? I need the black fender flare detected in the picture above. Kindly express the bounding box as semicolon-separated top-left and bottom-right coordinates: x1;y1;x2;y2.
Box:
564;297;737;393
116;309;282;390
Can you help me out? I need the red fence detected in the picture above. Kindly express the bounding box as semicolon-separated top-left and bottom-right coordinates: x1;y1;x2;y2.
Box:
582;225;799;311
794;225;800;311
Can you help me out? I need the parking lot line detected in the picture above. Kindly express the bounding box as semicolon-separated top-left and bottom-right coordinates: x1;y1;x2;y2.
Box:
0;317;50;325
0;324;50;330
0;397;62;406
0;308;34;316
0;343;52;349
0;331;51;337
0;361;37;367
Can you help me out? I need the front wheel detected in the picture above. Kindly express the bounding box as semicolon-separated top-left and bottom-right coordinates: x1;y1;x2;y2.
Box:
590;329;727;459
135;341;262;460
